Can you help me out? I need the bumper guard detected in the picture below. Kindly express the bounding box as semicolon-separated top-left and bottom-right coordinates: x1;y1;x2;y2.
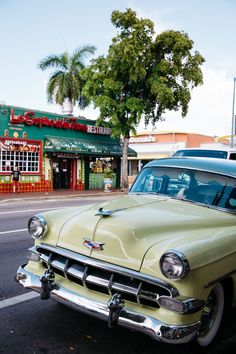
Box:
15;265;200;344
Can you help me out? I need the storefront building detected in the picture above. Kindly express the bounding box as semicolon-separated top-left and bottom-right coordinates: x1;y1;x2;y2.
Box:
128;131;215;184
0;104;136;194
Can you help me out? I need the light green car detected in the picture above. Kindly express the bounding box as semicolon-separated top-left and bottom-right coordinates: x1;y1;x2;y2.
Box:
16;157;236;347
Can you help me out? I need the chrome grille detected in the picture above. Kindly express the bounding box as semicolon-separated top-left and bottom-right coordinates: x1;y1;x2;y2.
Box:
37;244;176;308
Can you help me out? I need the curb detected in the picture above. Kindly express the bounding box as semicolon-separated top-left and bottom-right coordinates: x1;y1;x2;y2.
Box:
0;191;126;203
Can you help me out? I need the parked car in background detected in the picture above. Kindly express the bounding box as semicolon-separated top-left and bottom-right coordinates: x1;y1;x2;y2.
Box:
16;157;236;347
173;147;236;160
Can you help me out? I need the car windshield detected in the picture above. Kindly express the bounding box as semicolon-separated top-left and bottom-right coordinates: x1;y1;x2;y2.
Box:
130;166;236;212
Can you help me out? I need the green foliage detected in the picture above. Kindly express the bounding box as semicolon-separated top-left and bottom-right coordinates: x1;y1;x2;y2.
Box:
38;46;96;107
81;8;205;139
104;168;115;178
81;8;204;189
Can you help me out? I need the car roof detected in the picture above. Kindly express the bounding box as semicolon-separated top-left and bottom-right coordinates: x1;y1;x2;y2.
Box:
174;147;236;152
145;157;236;178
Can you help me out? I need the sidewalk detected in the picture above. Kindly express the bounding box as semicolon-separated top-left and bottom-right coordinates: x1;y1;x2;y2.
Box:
0;189;126;202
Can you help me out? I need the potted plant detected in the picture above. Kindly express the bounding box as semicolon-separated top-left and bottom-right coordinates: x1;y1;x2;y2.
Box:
104;168;115;192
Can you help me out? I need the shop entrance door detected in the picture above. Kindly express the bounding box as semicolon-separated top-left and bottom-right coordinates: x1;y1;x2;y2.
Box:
53;159;71;189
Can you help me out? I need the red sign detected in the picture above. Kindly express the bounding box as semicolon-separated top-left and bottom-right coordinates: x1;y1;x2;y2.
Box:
10;109;87;132
0;138;40;152
9;109;111;135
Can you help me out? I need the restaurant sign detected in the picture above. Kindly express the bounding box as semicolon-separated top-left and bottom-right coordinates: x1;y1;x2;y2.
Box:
9;109;111;135
129;135;156;143
0;137;41;153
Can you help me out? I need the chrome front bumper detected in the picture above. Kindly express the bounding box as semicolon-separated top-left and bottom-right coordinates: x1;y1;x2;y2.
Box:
16;265;200;344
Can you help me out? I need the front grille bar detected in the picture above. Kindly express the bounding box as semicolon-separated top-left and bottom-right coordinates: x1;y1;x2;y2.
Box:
36;244;178;307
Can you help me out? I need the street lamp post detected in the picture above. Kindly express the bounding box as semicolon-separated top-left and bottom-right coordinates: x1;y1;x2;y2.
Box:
231;77;236;148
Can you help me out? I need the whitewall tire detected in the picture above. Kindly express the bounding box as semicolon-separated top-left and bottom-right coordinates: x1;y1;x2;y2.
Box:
197;283;224;347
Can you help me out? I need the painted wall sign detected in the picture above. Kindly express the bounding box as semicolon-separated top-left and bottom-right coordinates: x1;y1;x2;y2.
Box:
9;109;111;135
0;137;40;152
129;135;156;143
87;125;111;135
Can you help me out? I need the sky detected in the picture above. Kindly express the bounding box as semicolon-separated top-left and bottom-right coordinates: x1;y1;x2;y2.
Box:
0;0;236;138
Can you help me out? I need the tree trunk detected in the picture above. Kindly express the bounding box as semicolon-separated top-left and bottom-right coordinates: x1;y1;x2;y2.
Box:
62;99;73;115
121;136;129;190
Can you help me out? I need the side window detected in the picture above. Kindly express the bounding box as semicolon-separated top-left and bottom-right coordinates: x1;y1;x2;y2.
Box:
229;153;236;160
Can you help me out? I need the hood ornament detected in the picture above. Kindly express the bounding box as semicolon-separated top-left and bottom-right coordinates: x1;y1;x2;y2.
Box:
83;238;105;251
95;207;125;217
95;208;113;217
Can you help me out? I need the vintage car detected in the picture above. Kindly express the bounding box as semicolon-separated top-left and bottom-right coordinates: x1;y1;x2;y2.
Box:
16;157;236;347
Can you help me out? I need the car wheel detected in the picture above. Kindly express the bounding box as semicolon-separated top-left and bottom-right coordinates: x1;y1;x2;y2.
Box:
197;283;224;347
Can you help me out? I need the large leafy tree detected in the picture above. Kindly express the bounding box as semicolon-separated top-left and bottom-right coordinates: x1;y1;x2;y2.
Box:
82;8;205;189
38;45;96;114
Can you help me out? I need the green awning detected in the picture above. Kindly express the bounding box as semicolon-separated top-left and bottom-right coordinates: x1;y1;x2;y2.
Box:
44;136;137;157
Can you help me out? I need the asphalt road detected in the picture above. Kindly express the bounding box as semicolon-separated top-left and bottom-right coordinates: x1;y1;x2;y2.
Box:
0;195;236;354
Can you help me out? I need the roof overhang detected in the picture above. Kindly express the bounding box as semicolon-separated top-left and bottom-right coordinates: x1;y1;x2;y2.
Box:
44;136;137;157
128;153;169;160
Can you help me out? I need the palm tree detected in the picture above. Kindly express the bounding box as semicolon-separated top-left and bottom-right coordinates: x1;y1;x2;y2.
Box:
38;45;96;115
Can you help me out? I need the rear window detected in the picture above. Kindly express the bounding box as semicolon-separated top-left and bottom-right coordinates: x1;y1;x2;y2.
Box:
173;149;228;159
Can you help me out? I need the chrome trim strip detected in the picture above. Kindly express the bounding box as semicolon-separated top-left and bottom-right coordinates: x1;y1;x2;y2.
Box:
16;265;200;344
37;244;178;296
86;275;109;287
204;269;236;288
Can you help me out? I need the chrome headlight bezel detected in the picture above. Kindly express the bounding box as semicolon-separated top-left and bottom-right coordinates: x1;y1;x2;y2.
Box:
159;250;190;280
28;215;48;239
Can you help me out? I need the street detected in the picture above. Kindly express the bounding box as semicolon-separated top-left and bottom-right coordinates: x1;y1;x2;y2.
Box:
0;195;236;354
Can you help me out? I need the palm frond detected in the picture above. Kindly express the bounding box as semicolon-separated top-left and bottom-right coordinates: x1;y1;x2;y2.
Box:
39;45;96;109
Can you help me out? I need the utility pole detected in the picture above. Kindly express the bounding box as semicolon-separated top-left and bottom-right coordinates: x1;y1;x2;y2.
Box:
231;77;236;147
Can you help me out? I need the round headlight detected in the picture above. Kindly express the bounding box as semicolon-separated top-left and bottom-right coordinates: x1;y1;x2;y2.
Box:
28;215;48;239
160;251;190;280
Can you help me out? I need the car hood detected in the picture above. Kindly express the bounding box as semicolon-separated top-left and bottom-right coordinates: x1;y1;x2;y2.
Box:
55;194;235;271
